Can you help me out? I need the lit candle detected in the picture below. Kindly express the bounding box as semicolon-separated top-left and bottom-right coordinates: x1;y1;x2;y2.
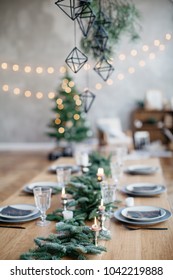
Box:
97;167;104;182
98;198;105;211
91;217;100;231
61;187;67;199
62;210;73;220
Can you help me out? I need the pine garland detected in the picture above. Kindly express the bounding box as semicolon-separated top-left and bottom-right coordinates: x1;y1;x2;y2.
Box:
20;152;120;260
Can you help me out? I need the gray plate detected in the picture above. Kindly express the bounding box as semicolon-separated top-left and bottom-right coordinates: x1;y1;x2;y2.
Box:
124;165;158;175
114;207;171;225
121;185;166;197
48;164;80;174
0;211;41;223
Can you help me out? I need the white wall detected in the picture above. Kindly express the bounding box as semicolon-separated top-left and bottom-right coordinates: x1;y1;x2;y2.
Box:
0;0;173;144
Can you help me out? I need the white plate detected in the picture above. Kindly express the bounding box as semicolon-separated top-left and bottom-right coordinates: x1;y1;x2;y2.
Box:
121;206;166;221
0;212;41;223
114;207;171;225
23;181;60;194
126;183;162;193
0;204;39;219
48;164;80;174
124;165;158;175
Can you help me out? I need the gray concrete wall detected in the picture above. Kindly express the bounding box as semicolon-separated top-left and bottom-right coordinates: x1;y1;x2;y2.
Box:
0;0;173;143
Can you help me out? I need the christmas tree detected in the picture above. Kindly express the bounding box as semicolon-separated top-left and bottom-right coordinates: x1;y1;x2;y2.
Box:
48;69;91;144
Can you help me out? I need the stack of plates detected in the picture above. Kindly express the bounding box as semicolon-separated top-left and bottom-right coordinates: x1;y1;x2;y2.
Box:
0;204;40;223
48;164;80;174
122;182;166;196
114;206;172;225
124;165;158;175
23;181;60;194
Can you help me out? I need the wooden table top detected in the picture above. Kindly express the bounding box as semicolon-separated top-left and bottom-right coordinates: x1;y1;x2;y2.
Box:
0;157;173;260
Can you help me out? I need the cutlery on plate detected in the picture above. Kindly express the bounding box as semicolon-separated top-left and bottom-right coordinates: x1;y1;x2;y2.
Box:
0;225;25;229
124;225;168;231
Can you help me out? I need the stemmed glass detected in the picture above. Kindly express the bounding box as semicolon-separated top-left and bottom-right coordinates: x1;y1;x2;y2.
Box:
56;167;71;188
33;187;52;226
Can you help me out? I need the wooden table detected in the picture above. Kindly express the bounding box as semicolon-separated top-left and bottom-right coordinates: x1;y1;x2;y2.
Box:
0;157;173;260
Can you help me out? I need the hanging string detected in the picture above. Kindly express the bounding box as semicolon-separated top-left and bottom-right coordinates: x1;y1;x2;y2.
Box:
74;19;76;46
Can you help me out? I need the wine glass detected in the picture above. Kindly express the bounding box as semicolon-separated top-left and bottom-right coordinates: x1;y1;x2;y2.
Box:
33;187;52;226
56;167;71;188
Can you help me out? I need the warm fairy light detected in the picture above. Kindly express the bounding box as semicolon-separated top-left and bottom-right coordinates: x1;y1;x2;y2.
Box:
95;83;102;90
117;73;124;80
76;99;82;106
47;67;54;74
2;84;9;92
119;53;126;60
48;92;55;99
63;79;68;84
13;88;20;95
24;66;31;73
73;94;79;101
1;62;8;69
55;118;61;125
128;67;135;74
56;113;60;118
69;81;75;87
142;45;149;52
58;104;64;110
159;44;165;51
56;98;63;105
139;60;146;67
36;92;43;99
73;114;80;120
24;90;32;97
59;66;66;74
165;33;171;40
36;67;43;74
58;127;65;133
154;40;160;46
12;64;19;71
130;49;137;56
107;79;113;85
149;52;156;59
84;63;91;70
65;87;71;93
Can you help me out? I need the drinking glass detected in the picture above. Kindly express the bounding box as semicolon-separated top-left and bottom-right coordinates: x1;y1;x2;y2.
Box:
56;167;71;188
100;181;117;204
33;187;52;226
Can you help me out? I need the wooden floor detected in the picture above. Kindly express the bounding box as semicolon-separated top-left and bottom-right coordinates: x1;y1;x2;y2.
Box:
0;151;173;203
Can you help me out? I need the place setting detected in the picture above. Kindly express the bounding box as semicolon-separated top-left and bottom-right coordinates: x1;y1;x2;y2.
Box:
0;203;41;224
113;205;172;228
121;182;166;197
22;181;61;195
123;165;159;175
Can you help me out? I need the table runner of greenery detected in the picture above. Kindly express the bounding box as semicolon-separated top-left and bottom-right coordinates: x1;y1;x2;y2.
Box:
20;152;120;260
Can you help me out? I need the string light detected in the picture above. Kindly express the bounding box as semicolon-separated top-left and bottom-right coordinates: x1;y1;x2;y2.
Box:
1;62;8;69
55;118;61;125
0;32;172;98
36;92;43;99
24;90;32;97
73;114;80;120
2;84;9;92
12;64;19;71
56;98;63;105
95;83;102;90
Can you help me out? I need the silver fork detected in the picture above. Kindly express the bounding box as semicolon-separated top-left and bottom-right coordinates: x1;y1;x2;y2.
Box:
124;225;168;230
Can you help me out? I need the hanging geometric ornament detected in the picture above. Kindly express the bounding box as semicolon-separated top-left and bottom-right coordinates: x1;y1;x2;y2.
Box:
94;56;114;81
95;11;111;28
77;4;96;37
80;88;96;113
94;26;108;52
65;46;88;73
55;0;85;20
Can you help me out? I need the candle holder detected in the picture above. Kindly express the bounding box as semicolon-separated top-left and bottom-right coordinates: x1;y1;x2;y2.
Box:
97;209;110;234
91;217;101;246
61;197;68;211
